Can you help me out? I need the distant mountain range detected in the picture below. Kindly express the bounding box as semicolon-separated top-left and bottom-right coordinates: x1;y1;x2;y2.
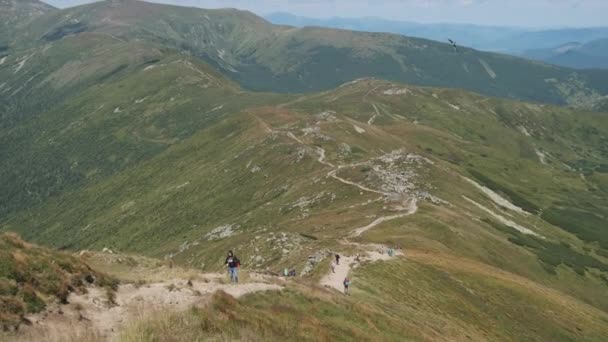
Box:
266;12;608;69
3;1;607;109
522;38;608;69
2;1;608;340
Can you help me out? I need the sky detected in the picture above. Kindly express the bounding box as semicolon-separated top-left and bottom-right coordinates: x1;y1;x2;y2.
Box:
44;0;608;28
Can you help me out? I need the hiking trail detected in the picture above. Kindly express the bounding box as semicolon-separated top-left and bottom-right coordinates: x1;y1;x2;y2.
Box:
23;275;282;341
285;132;418;293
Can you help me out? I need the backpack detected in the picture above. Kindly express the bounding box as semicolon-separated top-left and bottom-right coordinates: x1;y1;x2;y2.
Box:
234;257;241;267
344;278;350;286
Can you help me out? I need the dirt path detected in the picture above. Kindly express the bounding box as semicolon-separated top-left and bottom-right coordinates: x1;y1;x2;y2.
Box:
320;243;404;293
328;169;388;196
23;277;282;341
350;198;418;237
368;103;380;125
282;127;418;293
320;256;355;292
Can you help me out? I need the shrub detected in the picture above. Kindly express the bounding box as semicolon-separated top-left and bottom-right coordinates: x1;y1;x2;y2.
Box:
542;207;608;249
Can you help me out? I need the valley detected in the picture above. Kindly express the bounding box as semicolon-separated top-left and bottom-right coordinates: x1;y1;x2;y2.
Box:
1;1;608;341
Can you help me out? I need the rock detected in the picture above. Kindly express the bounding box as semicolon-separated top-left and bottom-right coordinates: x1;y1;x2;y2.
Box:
85;274;96;284
302;249;329;275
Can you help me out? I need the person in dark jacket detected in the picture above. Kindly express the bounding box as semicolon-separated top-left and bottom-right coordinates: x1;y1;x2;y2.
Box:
225;250;240;283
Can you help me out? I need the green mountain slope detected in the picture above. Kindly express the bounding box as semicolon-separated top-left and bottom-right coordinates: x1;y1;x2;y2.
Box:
9;0;608;109
0;0;55;47
0;31;288;218
266;12;608;55
3;74;608;314
1;1;608;340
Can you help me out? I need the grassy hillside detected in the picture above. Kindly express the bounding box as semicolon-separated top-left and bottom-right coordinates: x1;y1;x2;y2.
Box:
122;272;608;342
2;1;608;340
8;0;608;109
0;32;287;219
2;235;606;341
0;233;115;330
0;0;55;47
3;77;608;317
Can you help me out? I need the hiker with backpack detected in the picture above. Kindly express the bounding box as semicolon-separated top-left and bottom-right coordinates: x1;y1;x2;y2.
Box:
343;277;351;295
225;250;240;283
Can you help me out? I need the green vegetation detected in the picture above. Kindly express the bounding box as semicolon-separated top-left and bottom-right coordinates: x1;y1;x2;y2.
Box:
122;289;399;342
121;259;608;342
0;233;115;330
482;217;608;276
468;169;541;214
1;1;608;340
0;0;55;46
6;0;608;108
542;207;608;250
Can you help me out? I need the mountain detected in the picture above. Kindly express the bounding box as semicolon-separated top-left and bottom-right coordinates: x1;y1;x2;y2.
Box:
0;0;55;47
265;12;525;51
4;68;608;339
495;27;608;53
1;0;608;340
265;12;608;54
5;0;607;110
523;38;608;69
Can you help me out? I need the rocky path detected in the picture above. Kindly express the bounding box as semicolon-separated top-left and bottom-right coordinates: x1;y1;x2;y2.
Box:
284;126;420;293
307;143;416;293
23;276;282;341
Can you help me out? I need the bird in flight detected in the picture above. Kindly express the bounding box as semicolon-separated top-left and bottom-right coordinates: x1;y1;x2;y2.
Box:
448;38;460;53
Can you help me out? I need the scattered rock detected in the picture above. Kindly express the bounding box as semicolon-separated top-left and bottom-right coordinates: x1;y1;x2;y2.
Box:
205;224;239;240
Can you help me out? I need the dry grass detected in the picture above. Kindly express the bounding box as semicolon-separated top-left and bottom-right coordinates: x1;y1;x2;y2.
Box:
0;233;117;330
1;323;105;342
84;252;213;284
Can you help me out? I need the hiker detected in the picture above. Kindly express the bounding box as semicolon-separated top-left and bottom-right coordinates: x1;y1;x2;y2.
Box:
225;250;240;283
343;277;351;295
331;260;337;273
289;269;297;277
335;254;340;265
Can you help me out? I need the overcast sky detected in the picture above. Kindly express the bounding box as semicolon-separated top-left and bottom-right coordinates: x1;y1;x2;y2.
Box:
44;0;608;28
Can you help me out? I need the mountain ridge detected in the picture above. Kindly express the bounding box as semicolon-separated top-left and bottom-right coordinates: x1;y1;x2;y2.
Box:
6;0;608;110
523;38;608;69
1;1;608;340
265;12;608;52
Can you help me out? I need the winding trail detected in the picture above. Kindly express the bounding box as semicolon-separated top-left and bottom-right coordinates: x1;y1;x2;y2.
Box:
350;198;418;237
368;103;381;125
283;127;419;293
328;169;387;195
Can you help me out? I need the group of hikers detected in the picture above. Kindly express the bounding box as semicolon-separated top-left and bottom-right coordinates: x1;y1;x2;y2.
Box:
223;250;351;294
329;253;351;295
